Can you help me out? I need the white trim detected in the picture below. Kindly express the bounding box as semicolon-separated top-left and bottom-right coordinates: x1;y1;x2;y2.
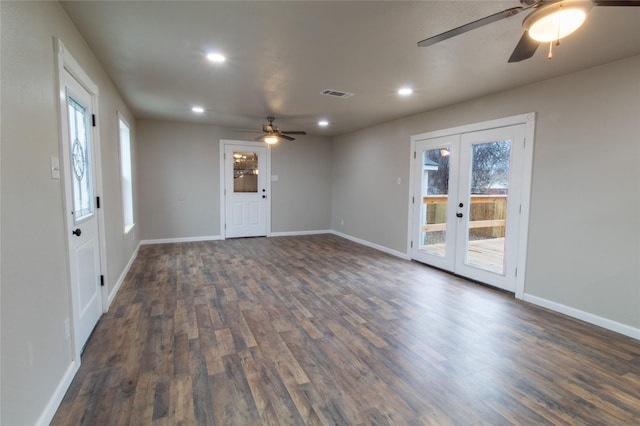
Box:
34;361;79;426
514;114;536;299
330;230;410;260
55;37;107;363
270;230;332;237
410;113;533;141
406;139;417;258
140;235;222;245
95;99;109;314
523;293;640;340
107;241;140;308
55;39;99;95
117;111;136;236
219;139;271;239
123;223;136;236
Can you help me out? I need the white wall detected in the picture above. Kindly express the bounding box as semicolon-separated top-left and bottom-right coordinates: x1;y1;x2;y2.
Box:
137;119;332;240
0;2;138;424
332;55;640;334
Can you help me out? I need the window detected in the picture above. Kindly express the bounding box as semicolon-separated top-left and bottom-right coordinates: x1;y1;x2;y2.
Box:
118;114;134;234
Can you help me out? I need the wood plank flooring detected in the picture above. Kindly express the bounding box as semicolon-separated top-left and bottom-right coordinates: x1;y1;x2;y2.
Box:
51;234;640;425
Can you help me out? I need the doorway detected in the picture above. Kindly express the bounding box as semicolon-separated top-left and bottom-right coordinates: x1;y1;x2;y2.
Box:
56;39;106;360
409;114;535;296
220;140;270;238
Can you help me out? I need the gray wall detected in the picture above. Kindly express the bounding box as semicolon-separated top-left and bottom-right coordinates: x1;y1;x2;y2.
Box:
137;119;332;240
1;2;637;424
332;55;640;331
1;2;138;424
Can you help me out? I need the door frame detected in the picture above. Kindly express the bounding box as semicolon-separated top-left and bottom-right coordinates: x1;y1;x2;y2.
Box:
55;38;108;362
407;113;535;299
219;139;271;239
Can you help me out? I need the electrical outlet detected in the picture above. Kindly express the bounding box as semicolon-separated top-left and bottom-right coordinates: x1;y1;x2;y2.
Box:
341;219;345;226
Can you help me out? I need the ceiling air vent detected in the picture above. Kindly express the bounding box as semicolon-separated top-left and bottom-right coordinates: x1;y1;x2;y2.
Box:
320;89;354;99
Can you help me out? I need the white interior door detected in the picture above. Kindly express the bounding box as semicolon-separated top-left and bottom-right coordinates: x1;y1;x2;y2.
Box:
224;144;268;238
411;123;528;292
60;67;103;354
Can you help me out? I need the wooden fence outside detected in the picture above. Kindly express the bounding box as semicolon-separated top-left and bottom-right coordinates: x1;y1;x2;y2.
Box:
422;195;507;238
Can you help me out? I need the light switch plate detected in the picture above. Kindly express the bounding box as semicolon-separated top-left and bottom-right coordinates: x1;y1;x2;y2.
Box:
50;156;60;179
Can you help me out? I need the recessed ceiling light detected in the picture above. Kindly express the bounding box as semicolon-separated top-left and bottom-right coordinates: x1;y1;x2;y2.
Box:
191;106;205;113
206;52;226;63
318;120;329;127
398;87;413;96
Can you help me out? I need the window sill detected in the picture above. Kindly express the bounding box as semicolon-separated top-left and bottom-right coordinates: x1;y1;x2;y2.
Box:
123;223;136;238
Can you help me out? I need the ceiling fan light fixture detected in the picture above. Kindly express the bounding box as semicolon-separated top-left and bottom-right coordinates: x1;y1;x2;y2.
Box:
264;135;278;144
524;1;591;43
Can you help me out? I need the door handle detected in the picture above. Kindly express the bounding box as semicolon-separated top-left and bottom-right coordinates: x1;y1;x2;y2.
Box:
72;228;82;236
456;213;463;218
262;195;267;199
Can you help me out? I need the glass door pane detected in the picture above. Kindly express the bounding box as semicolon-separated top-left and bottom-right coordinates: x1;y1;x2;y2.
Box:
233;151;259;193
412;134;459;272
67;94;94;224
464;140;511;274
419;147;451;257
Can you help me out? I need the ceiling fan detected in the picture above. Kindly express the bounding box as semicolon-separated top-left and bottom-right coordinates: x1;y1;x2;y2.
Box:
418;0;640;62
250;116;307;144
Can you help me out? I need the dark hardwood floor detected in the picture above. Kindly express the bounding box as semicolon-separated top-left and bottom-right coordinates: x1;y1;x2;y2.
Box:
51;234;640;425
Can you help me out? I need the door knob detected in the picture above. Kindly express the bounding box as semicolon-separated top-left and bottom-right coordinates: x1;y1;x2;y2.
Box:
72;228;82;236
456;213;463;218
262;195;267;199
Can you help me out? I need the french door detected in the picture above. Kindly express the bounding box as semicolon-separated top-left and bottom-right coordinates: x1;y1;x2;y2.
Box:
411;122;529;292
223;143;269;238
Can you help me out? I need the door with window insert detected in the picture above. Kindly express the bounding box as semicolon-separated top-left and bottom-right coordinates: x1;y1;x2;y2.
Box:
224;144;268;238
60;67;103;354
411;124;527;292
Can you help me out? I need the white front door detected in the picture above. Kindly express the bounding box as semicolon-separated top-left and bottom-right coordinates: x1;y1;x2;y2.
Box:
224;144;268;238
411;121;530;293
60;67;103;354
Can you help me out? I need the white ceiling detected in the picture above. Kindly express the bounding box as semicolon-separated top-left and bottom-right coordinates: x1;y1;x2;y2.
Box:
60;1;640;137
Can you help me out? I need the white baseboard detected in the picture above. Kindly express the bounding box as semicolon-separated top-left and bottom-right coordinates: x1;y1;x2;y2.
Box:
35;360;79;426
107;241;141;308
140;235;222;245
270;229;332;237
523;293;640;340
330;230;410;260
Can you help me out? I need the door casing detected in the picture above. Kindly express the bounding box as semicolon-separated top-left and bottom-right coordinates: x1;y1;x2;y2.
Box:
408;113;535;299
55;38;108;362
